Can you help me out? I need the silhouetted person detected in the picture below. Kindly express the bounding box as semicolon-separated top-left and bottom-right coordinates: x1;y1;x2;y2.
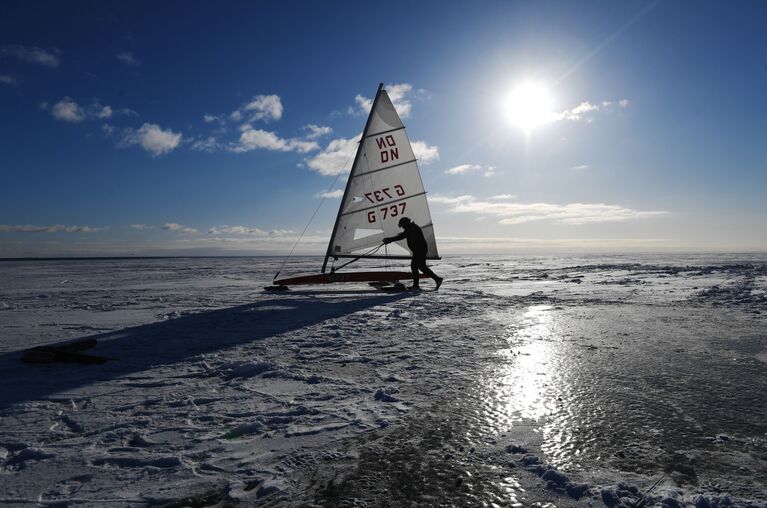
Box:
383;217;443;290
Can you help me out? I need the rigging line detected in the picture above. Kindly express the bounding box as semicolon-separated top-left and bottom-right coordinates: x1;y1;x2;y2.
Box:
333;243;385;272
272;150;357;281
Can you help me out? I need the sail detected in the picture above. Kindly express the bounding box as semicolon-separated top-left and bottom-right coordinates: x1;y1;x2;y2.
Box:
325;85;439;262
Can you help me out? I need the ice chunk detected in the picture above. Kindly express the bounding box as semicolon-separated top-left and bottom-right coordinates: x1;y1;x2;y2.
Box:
521;454;540;466
541;468;569;486
222;421;265;439
374;388;399;402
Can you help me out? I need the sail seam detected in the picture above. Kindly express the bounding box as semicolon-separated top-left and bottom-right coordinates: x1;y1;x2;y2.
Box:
365;126;406;138
340;191;427;216
352;159;417;178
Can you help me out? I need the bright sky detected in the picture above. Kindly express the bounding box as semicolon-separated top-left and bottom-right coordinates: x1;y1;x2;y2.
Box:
2;1;766;257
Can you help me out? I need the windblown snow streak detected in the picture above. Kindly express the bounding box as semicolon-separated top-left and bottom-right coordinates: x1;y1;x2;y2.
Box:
0;255;765;506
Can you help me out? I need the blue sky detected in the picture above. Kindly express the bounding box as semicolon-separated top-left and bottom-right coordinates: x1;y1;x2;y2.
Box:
1;0;766;257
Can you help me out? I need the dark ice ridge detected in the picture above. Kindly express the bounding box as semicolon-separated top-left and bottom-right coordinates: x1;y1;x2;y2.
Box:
505;444;767;508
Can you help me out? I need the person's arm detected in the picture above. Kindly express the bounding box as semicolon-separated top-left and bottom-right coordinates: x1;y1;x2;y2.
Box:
383;231;407;244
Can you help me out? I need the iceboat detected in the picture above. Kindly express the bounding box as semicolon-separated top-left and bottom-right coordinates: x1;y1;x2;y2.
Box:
268;83;440;290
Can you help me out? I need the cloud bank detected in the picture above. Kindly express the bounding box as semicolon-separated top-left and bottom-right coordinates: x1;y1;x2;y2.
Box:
163;223;198;234
444;164;497;177
316;189;343;199
0;224;106;233
430;195;666;225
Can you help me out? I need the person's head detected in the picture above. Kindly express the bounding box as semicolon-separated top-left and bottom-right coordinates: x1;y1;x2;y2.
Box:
398;217;411;229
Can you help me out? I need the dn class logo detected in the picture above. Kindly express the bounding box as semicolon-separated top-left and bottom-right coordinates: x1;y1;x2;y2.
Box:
375;135;398;164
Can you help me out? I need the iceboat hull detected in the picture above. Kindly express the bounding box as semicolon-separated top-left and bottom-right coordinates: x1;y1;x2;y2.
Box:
274;271;426;286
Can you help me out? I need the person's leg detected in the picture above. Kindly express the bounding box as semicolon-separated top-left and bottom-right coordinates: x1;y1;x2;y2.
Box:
419;262;437;279
410;258;420;288
415;256;442;289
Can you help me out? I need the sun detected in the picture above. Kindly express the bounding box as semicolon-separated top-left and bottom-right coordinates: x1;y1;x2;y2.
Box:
503;81;555;133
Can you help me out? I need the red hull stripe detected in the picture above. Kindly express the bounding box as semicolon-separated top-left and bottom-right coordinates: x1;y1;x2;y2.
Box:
274;271;426;286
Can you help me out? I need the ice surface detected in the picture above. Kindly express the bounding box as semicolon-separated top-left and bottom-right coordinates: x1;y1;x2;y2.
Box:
0;255;766;506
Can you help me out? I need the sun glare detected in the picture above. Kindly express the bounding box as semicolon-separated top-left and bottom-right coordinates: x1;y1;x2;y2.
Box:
503;81;555;133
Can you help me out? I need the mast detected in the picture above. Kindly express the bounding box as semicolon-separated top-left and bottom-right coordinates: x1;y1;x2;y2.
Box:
321;82;384;273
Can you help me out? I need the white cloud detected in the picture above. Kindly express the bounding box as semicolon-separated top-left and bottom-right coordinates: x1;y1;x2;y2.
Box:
229;125;318;154
572;164;589;170
191;136;221;153
553;98;631;123
317;189;343;199
411;140;439;164
121;123;182;156
385;83;414;118
351;94;373;115
118;107;139;117
0;45;60;68
50;98;126;123
52;97;85;123
163;223;198;234
445;164;482;175
303;124;333;139
433;235;671;253
208;226;282;236
208;226;296;238
116;52;140;66
0;74;16;85
305;134;361;176
102;124;115;136
203;114;222;123
490;194;516;200
305;134;438;175
430;194;667;225
230;94;283;123
94;104;112;119
0;224;106;233
130;224;150;230
559;101;599;121
429;195;475;205
351;83;415;118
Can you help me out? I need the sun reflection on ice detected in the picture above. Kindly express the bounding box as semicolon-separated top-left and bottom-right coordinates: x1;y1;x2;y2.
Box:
473;304;598;474
475;305;559;437
501;305;557;421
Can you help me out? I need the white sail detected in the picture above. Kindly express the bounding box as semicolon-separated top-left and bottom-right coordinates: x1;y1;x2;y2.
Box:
325;86;439;262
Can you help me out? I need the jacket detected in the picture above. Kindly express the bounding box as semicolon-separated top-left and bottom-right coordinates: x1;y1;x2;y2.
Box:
387;222;428;256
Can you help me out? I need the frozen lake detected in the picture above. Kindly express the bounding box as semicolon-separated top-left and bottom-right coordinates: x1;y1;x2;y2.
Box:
1;254;766;507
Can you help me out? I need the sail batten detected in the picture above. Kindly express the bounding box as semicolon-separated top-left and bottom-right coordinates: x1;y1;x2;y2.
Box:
340;191;427;217
324;84;439;266
350;158;417;178
365;126;406;138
